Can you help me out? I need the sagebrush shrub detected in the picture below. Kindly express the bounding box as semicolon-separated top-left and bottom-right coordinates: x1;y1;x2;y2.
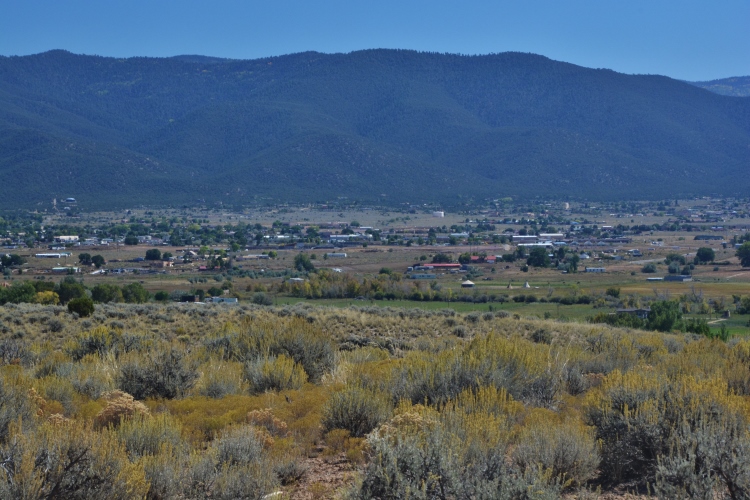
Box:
513;420;599;488
0;421;148;498
353;404;561;499
0;376;37;443
117;345;198;399
654;413;750;499
322;386;391;437
195;360;244;398
114;412;183;458
243;354;307;394
586;369;750;488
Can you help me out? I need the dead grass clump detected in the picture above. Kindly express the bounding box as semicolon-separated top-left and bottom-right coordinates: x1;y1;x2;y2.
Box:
95;390;150;428
247;408;290;438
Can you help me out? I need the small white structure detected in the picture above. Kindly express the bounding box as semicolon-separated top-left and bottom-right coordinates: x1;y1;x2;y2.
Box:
512;235;538;243
432;211;445;218
325;253;347;258
52;266;80;274
54;236;79;243
461;280;475;288
523;281;531;288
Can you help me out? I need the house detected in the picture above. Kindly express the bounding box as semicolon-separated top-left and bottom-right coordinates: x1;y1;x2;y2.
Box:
329;234;372;243
461;280;475;288
422;263;461;270
236;254;270;261
585;267;606;273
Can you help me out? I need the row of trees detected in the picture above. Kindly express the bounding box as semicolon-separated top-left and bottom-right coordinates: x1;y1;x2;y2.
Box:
590;300;730;339
0;277;151;308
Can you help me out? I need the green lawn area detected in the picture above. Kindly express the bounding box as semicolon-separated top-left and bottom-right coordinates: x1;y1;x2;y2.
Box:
275;296;605;320
275;296;750;336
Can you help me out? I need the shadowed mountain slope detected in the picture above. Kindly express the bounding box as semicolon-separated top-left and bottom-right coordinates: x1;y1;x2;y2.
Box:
1;49;749;209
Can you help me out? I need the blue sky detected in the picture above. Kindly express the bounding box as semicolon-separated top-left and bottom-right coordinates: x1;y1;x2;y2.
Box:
1;0;748;81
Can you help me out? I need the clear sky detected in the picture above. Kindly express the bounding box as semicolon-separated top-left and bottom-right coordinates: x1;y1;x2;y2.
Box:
0;0;748;81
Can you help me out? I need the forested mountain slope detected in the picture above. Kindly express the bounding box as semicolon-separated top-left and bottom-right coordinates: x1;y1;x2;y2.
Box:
1;49;749;209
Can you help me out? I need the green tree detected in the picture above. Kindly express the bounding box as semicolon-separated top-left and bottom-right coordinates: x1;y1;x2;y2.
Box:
642;263;657;273
145;248;161;261
68;296;95;317
91;255;105;268
123;234;139;245
664;253;686;265
0;282;36;305
78;253;92;265
55;277;87;304
431;253;453;263
647;301;683;332
91;283;123;303
526;247;551;268
737;242;750;267
294;253;315;272
122;282;150;303
694;247;715;264
566;253;580;272
0;254;26;268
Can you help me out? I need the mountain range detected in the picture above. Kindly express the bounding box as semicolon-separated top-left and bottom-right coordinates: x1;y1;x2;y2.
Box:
0;49;748;209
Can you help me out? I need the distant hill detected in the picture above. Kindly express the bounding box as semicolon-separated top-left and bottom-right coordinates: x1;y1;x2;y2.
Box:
1;49;749;209
689;76;750;97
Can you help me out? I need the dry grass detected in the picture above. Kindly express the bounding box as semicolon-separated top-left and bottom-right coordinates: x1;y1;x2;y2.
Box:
0;302;748;498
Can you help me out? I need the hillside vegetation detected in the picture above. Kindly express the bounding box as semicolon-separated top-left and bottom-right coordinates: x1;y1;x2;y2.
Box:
0;302;748;498
690;76;750;97
1;50;749;208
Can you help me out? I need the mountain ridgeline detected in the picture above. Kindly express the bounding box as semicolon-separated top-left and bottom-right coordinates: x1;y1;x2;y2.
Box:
0;49;749;209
